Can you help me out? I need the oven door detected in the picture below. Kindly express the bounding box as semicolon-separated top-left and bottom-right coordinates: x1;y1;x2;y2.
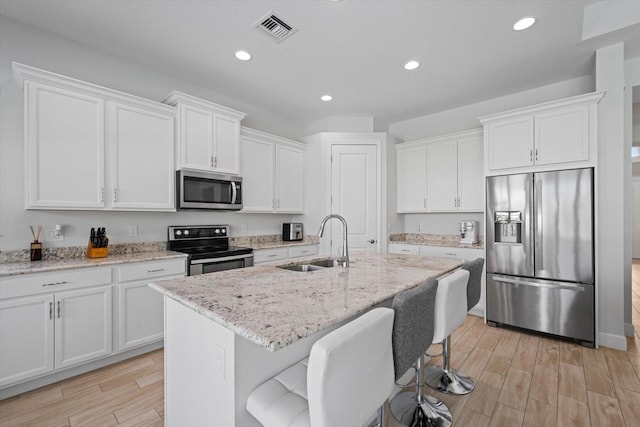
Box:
189;253;254;276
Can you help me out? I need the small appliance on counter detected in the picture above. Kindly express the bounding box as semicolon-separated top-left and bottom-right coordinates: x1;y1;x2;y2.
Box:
282;223;303;241
459;221;479;244
87;227;109;258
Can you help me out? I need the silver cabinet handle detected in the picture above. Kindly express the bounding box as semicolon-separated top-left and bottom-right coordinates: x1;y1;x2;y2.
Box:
210;156;214;167
445;252;457;256
367;239;376;244
57;301;61;318
267;254;278;258
101;188;105;202
49;302;53;320
530;149;533;163
42;281;68;287
535;148;538;162
147;268;165;273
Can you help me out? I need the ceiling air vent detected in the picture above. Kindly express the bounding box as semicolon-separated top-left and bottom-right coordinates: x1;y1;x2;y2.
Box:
254;12;298;43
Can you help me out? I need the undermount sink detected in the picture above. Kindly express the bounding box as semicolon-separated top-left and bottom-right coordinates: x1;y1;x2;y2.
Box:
277;258;343;272
279;264;325;272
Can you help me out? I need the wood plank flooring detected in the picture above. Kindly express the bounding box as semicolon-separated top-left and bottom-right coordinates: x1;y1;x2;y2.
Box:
2;260;640;426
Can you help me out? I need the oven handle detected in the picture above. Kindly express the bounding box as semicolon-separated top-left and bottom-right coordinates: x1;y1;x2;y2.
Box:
190;253;254;265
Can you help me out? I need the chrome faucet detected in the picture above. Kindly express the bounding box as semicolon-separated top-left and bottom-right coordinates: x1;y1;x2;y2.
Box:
318;214;349;267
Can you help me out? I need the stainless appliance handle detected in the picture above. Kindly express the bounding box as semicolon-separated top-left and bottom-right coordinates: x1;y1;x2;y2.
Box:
534;175;543;273
190;253;254;265
491;275;586;292
231;182;237;204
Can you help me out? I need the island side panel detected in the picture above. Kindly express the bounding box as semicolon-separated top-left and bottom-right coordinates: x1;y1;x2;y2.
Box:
165;297;236;426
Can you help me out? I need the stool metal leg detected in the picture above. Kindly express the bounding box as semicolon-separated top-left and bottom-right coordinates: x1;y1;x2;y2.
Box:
424;335;475;395
390;355;452;427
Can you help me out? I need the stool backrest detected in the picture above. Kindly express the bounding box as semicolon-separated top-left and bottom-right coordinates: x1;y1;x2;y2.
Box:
391;278;438;380
307;307;395;427
461;258;485;311
432;269;470;344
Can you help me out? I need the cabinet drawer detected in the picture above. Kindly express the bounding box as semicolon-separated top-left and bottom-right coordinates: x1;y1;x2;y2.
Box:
388;243;420;255
288;245;318;258
419;246;483;260
0;268;112;300
253;248;288;264
117;259;186;283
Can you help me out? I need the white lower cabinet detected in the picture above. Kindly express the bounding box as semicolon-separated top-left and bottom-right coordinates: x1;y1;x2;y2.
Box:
388;243;420;255
0;257;186;391
115;259;186;351
253;244;319;265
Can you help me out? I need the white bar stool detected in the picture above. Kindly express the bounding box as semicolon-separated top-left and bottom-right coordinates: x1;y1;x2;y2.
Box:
423;269;473;395
246;307;395;427
388;278;452;427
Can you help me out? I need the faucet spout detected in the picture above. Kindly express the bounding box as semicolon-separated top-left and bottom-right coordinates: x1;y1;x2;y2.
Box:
318;214;349;267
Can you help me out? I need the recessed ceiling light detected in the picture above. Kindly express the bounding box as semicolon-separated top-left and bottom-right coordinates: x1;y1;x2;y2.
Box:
321;95;333;102
235;50;252;61
513;17;536;31
404;60;420;71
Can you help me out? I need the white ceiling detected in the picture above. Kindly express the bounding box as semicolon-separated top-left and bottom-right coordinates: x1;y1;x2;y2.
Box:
1;0;639;127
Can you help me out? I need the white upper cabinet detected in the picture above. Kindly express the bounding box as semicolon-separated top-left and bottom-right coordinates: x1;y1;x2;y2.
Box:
396;145;428;212
397;129;483;213
14;62;177;211
480;91;604;175
163;91;246;175
107;102;175;210
240;127;305;213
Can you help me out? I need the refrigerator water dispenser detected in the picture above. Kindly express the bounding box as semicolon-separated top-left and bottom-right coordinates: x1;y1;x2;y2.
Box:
494;211;522;244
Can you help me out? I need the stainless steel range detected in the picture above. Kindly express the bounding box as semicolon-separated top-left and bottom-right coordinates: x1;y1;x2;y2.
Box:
168;225;253;276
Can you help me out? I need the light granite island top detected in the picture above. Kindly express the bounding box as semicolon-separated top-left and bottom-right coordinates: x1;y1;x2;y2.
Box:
150;251;462;427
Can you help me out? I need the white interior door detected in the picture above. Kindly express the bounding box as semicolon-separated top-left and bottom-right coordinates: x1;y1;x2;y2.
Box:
330;145;378;254
633;181;640;259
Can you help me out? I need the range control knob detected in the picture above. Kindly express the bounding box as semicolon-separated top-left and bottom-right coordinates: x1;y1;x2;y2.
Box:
175;230;182;236
184;230;190;236
214;228;221;234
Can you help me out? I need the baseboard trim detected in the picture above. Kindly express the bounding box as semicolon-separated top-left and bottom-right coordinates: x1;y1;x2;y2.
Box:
598;331;627;350
624;322;635;337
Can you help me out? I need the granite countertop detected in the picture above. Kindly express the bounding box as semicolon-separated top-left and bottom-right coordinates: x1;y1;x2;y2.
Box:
0;251;187;277
389;233;484;249
149;252;461;352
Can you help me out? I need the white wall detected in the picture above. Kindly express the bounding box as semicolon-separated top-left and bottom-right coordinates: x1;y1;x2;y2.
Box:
0;16;305;252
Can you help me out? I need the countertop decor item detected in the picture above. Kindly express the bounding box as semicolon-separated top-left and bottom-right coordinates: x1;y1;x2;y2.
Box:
29;225;42;261
87;227;109;258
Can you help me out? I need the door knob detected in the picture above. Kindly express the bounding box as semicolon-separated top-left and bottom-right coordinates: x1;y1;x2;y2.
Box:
367;239;376;244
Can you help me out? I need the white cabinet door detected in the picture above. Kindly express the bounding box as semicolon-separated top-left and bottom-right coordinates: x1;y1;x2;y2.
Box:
54;286;112;370
485;117;533;171
25;81;105;209
108;102;175;210
117;281;164;351
457;135;484;211
213;114;240;175
0;294;54;386
240;136;275;211
535;105;589;166
178;104;214;171
427;140;458;212
396;145;428;212
275;144;304;213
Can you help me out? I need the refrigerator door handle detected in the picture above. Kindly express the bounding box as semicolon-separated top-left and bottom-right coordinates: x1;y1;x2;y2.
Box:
534;176;543;273
491;275;587;292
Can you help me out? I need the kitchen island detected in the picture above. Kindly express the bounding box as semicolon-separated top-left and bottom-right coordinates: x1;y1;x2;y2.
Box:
149;252;462;427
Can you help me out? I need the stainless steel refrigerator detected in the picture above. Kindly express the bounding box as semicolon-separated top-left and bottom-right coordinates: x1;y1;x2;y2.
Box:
485;168;595;347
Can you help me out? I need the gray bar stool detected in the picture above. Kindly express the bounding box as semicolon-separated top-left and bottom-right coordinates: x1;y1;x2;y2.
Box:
463;258;485;312
388;277;452;427
423;269;473;395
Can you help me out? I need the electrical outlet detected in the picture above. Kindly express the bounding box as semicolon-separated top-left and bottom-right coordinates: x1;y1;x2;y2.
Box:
45;229;64;241
214;345;225;378
128;225;138;237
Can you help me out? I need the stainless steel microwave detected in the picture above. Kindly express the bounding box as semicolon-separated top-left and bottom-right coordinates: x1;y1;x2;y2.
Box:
176;170;242;210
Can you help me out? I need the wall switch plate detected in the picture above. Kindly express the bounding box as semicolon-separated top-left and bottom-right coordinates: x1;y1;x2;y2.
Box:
128;225;138;237
45;229;64;241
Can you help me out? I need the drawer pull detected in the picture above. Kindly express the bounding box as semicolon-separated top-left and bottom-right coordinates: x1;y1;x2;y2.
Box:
401;249;412;252
41;281;68;287
267;254;278;258
147;268;165;273
445;253;457;256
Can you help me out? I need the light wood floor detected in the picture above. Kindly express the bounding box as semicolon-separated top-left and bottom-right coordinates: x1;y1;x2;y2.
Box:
2;262;640;427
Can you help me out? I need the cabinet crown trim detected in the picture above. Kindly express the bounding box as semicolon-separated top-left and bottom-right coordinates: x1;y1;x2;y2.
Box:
12;62;176;114
241;126;304;148
478;91;605;124
162;90;246;120
397;128;482;149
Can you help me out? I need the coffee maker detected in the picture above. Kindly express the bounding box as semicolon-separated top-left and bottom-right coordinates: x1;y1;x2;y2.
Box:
459;220;479;244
